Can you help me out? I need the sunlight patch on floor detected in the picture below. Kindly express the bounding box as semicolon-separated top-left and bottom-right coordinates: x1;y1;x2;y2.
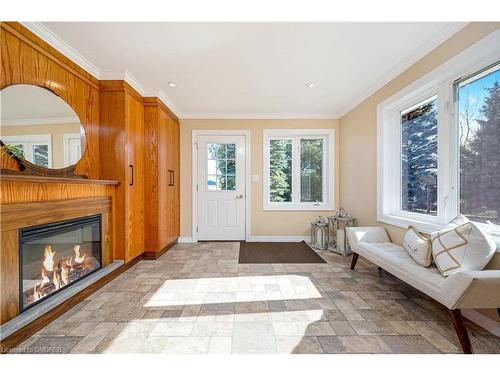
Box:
100;309;327;353
143;275;322;307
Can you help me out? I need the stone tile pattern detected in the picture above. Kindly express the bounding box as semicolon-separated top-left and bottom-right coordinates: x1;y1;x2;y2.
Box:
12;242;500;354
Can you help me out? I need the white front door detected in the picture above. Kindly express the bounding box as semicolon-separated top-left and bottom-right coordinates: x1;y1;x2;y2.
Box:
197;135;246;240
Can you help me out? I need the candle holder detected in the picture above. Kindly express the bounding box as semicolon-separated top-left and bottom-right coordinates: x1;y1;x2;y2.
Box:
328;214;356;256
310;217;329;251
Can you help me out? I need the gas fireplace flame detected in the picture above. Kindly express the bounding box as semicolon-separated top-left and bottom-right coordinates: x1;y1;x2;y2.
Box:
73;245;86;264
53;271;61;290
43;245;56;271
40;268;50;286
25;242;97;307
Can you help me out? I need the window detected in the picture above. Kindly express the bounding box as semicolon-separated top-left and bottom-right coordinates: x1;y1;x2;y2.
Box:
400;97;438;216
378;31;499;232
206;143;236;191
1;134;52;168
263;129;334;210
457;64;500;224
269;139;292;202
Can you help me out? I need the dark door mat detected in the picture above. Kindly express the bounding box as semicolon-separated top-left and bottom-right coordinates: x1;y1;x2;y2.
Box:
238;241;327;264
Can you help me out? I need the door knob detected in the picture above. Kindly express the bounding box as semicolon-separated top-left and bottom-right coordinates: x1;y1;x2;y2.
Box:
235;194;244;199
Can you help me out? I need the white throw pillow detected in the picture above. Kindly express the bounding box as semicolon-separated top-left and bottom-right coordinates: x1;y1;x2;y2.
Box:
431;219;496;277
403;227;432;267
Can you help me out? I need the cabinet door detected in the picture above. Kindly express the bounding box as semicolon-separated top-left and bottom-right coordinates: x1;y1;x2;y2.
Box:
171;119;180;239
158;109;170;250
165;116;179;245
125;94;145;261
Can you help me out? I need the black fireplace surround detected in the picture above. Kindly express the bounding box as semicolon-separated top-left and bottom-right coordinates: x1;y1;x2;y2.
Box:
19;215;102;311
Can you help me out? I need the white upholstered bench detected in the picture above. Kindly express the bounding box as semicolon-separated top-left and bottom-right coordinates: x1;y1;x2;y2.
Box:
346;226;500;354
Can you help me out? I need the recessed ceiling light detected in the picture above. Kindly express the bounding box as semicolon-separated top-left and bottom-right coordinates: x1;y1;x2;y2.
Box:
306;82;315;88
168;81;177;88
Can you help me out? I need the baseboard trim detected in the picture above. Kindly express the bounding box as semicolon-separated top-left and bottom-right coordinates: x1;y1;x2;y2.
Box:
179;236;310;243
178;237;195;243
142;239;178;260
462;309;500;337
246;236;309;242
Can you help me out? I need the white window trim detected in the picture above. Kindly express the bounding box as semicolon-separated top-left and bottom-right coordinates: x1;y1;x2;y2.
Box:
377;30;500;233
2;133;53;168
263;128;334;211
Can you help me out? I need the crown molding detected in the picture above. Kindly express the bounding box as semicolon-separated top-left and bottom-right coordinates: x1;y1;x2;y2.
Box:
337;22;468;117
20;22;181;118
2;116;81;127
180;112;339;120
100;70;146;96
22;22;467;121
143;89;182;118
21;22;102;79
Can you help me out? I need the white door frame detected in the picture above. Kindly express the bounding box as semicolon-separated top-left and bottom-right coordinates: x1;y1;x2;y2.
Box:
192;129;251;242
63;132;82;166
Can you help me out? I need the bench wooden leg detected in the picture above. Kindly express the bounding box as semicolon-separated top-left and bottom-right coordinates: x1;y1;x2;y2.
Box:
350;252;359;270
450;309;473;354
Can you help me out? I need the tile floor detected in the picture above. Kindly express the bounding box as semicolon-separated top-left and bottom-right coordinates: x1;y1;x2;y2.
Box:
13;242;500;354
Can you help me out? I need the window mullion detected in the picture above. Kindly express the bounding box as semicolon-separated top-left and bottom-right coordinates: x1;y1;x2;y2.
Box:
292;137;301;204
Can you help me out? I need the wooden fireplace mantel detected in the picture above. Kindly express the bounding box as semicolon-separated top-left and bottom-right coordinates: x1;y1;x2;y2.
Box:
0;196;113;325
0;174;119;185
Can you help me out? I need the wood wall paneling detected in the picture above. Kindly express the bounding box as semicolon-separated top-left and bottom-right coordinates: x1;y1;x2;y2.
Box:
0;22;100;179
0;180;114;204
0;230;19;325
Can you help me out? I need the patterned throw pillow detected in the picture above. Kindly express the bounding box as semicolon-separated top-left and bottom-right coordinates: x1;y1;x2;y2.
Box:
403;227;432;267
431;218;496;277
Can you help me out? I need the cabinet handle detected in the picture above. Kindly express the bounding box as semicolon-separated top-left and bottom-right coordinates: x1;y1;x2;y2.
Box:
171;170;175;186
168;170;173;186
129;165;134;186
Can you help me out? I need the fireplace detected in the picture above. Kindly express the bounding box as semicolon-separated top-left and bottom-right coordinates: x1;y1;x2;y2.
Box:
19;215;102;311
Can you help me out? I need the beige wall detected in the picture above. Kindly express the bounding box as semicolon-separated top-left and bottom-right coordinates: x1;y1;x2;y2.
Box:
180;119;340;238
338;22;500;322
1;122;81;168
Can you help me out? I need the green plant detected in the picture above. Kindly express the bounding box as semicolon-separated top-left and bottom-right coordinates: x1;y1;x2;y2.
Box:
1;143;25;159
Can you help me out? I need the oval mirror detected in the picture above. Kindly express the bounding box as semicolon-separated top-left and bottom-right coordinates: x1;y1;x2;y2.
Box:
0;84;85;170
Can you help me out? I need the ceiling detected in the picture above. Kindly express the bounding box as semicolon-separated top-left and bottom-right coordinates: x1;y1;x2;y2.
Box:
29;22;466;118
1;84;80;125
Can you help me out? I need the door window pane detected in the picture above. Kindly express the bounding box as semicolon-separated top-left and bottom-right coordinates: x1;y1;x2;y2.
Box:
226;144;236;159
226;160;235;176
401;97;438;216
206;143;236;191
458;64;500;224
300;139;323;202
269;139;292;202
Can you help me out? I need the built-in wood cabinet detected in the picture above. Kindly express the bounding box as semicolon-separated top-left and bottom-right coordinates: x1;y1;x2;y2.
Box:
144;98;180;258
99;81;145;263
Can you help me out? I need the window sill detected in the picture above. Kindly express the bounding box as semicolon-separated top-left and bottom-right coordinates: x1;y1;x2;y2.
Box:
377;214;443;234
264;204;334;212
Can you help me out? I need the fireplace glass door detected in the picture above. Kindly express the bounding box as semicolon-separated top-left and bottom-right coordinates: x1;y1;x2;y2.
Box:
20;215;102;311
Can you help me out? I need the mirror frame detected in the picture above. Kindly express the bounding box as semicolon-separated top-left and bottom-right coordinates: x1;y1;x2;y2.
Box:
0;84;87;178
